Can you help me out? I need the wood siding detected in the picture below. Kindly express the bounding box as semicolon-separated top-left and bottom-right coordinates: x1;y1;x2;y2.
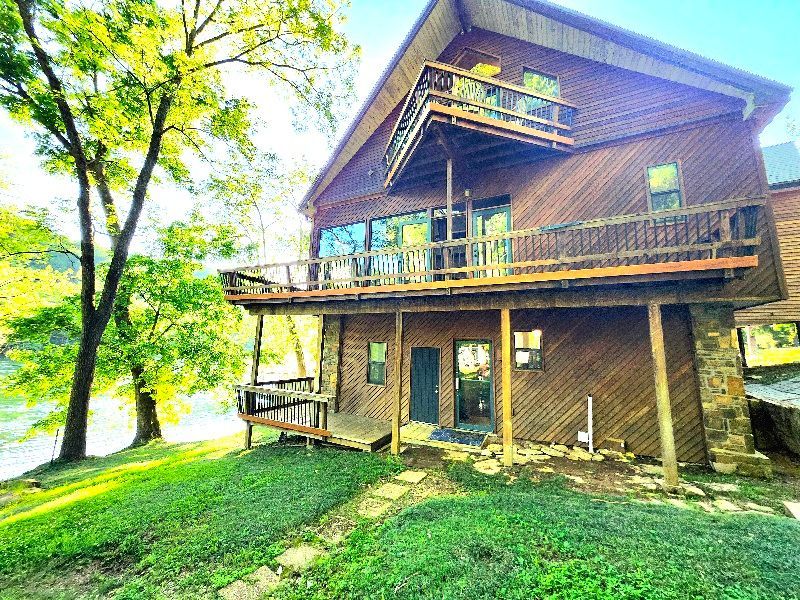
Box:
335;306;705;462
315;27;743;207
736;186;800;325
313;118;781;304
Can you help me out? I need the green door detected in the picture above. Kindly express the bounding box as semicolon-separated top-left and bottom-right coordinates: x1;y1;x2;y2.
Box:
410;347;440;424
455;340;494;432
472;205;511;277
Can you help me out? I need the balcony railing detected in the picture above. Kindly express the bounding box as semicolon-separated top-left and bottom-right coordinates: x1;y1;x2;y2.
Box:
236;379;331;437
220;197;765;298
384;61;577;185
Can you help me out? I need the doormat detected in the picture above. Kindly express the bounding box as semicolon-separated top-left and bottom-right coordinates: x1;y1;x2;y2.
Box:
429;428;487;447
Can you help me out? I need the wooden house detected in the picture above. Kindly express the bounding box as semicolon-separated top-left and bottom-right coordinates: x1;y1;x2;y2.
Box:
220;0;792;481
736;142;800;331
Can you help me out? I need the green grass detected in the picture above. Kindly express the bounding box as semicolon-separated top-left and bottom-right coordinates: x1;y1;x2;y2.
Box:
0;432;398;599
277;464;800;600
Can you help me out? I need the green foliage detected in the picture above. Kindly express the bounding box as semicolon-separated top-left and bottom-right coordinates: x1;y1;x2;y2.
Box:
0;435;397;598
0;206;78;346
4;217;247;431
278;470;800;600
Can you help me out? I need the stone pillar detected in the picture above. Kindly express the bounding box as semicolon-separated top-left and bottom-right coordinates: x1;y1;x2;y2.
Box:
689;304;771;477
319;315;342;411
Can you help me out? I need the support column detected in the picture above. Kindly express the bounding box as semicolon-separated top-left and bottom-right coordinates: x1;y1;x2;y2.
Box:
245;314;264;450
647;303;679;490
500;309;513;467
689;304;771;477
318;315;342;411
391;311;404;455
446;158;453;241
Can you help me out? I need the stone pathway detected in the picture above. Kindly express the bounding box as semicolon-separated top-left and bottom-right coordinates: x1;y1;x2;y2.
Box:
218;468;443;599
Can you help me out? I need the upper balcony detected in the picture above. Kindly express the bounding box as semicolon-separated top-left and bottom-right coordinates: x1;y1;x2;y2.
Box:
220;197;765;307
384;61;576;190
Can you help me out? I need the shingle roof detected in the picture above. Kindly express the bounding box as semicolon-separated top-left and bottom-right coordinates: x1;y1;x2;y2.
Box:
763;142;800;188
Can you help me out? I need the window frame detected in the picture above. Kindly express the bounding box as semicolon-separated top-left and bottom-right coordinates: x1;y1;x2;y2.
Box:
366;341;388;386
645;161;686;214
521;66;561;99
512;329;544;372
453;47;502;76
316;220;367;258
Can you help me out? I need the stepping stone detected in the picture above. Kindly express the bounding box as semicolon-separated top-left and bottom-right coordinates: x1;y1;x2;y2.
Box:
373;482;409;500
697;501;716;513
275;545;325;572
219;566;280;600
706;482;739;493
681;484;706;498
641;465;664;476
713;499;742;512
486;443;503;453
442;450;470;462
745;502;775;514
666;498;689;509
784;501;800;520
539;446;565;458
591;453;605;462
358;498;392;519
537;466;555;473
394;470;428;484
473;459;502;475
316;516;357;545
553;444;570;453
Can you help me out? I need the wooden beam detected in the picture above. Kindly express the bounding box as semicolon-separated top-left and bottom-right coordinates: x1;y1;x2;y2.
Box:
647;303;679;490
391;311;404;454
501;308;513;467
250;314;264;385
446;157;453;242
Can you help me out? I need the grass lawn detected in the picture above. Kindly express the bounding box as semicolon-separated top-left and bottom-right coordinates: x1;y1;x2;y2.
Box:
278;464;800;600
0;432;398;599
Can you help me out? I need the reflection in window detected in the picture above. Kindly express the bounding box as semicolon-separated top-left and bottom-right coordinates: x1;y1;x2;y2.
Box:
647;162;683;212
454;48;501;77
370;211;428;251
514;329;543;371
318;222;365;258
522;68;559;97
367;342;387;385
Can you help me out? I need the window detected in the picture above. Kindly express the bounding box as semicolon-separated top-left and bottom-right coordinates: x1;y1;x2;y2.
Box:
370;211;429;251
318;222;366;258
522;68;559;97
367;342;387;385
647;162;683;212
514;329;543;371
453;48;501;77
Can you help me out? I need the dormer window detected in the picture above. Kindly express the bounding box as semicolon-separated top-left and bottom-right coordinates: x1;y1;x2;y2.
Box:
453;48;501;77
522;68;560;97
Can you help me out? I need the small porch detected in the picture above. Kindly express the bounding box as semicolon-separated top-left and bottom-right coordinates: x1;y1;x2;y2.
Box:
237;380;392;452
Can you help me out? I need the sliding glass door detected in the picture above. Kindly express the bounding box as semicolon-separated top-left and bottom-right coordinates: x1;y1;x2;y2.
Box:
472;205;511;277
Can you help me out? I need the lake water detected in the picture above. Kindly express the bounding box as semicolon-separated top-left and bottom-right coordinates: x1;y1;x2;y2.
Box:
0;357;244;481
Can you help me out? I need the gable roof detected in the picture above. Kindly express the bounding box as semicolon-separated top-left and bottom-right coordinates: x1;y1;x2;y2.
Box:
763;142;800;189
302;0;792;213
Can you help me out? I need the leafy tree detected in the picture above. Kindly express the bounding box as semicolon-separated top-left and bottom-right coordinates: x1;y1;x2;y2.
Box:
0;205;78;345
0;0;356;459
5;218;247;444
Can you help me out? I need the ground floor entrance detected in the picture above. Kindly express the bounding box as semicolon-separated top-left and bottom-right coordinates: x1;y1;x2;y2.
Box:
455;340;494;432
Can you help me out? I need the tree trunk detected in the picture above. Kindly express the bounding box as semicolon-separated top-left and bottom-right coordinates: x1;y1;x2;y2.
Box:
286;316;307;377
59;320;102;460
132;366;162;445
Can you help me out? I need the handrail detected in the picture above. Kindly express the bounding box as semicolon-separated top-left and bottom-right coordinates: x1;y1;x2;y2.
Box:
383;61;577;185
236;384;331;404
220;197;765;297
219;196;765;273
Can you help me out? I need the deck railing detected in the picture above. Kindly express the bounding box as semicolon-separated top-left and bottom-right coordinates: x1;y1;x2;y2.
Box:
385;61;576;183
220;197;765;297
236;381;331;437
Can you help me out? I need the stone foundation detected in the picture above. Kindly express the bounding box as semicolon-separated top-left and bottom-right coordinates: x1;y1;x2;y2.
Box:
319;315;342;409
689;304;771;478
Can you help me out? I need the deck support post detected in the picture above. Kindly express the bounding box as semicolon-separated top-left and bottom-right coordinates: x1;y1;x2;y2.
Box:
244;422;253;450
391;311;404;455
501;308;513;467
647;303;679;490
251;315;264;385
446;158;453;241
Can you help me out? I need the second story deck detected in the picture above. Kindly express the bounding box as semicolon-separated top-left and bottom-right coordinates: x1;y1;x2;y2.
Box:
221;197;765;307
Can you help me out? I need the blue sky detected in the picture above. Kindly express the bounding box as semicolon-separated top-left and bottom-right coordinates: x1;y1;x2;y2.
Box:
1;0;797;234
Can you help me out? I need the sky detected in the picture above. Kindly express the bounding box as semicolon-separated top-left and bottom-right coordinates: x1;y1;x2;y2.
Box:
1;0;798;241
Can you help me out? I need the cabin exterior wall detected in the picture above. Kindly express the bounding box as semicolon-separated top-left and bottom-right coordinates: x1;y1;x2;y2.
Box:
331;306;706;462
736;185;800;325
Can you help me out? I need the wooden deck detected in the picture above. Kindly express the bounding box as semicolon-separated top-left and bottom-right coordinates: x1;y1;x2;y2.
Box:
326;412;392;451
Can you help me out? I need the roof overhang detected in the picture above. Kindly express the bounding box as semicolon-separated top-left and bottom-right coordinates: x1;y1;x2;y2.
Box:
301;0;792;213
